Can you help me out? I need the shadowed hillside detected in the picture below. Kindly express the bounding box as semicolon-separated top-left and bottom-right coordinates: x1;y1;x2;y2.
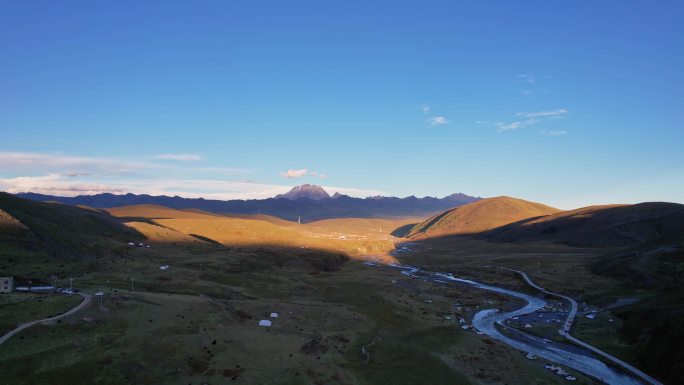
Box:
480;202;684;247
0;192;145;280
407;196;560;238
0;209;28;232
0;192;142;258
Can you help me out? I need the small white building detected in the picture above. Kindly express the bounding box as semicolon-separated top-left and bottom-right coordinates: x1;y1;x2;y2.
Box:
258;320;272;327
270;312;278;318
1;276;13;293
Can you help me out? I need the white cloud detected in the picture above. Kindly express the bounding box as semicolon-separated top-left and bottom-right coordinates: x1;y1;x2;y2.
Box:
65;172;90;177
516;109;568;118
482;107;569;133
0;173;383;200
0;174;126;196
516;74;551;95
428;116;448;126
495;118;540;132
280;169;308;179
421;105;431;114
0;151;251;178
0;151;153;174
152;153;202;161
0;151;388;200
542;130;568;136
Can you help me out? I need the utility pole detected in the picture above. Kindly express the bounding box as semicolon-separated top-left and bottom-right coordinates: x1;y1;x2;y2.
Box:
70;278;73;291
130;277;134;292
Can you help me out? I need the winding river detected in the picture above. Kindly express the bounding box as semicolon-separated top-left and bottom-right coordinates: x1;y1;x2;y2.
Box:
381;263;645;385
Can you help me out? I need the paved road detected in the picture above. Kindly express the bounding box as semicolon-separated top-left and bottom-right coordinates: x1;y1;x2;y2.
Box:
499;267;578;333
389;263;644;385
501;268;662;385
0;293;92;346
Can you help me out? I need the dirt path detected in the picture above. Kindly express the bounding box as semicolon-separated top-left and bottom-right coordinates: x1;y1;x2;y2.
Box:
0;293;92;346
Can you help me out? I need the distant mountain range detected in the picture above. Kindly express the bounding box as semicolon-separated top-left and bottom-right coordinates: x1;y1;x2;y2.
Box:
16;185;481;222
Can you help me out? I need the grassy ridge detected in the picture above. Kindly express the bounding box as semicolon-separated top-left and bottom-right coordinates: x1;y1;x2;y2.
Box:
407;196;559;238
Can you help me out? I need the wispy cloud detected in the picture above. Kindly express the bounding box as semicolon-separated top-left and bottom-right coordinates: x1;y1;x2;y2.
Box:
0;174;127;196
481;108;569;133
0;151;250;177
516;109;568;118
152;153;202;161
495;118;540;132
419;105;448;126
0;173;382;200
517;74;536;85
280;169;309;179
65;172;90;177
517;74;550;95
541;130;568;136
0;151;153;174
0;151;379;200
428;116;448;126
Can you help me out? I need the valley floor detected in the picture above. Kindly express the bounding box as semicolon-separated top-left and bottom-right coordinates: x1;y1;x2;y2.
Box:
3;228;676;385
0;239;616;385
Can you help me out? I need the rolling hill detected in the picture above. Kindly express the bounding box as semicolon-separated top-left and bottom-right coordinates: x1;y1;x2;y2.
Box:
105;204;222;220
406;196;560;238
480;202;684;247
0;209;28;233
0;192;144;279
102;203;413;258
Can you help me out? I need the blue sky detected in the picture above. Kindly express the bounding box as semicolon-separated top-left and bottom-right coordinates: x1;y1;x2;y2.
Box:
1;1;683;208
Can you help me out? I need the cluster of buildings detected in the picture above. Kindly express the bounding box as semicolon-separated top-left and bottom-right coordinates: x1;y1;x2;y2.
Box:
1;276;57;293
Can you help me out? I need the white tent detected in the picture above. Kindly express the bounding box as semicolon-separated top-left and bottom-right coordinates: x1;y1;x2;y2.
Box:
258;320;272;327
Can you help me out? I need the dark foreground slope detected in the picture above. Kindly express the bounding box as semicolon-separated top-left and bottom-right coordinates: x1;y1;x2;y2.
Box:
0;192;144;278
0;192;142;255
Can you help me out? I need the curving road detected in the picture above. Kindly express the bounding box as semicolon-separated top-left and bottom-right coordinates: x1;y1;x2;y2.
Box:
0;293;92;346
500;268;662;385
388;263;652;385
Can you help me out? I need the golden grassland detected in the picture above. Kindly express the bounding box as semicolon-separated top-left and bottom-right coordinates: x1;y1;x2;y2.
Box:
105;204;420;261
408;196;560;238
